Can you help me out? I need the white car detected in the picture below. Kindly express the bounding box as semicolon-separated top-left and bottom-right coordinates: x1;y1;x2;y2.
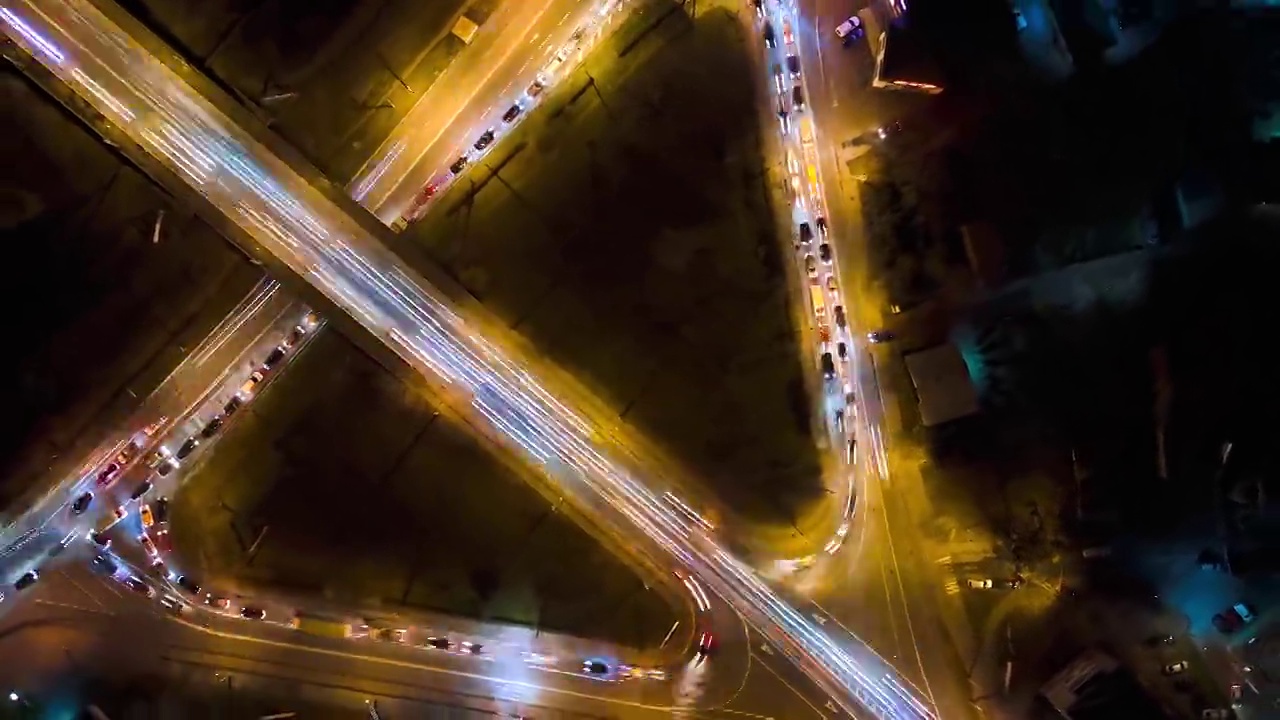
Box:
967;579;993;589
1162;661;1188;675
835;16;862;39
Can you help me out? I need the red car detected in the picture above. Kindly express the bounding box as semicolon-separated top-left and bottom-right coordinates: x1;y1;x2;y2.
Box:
95;462;121;486
153;528;172;553
139;533;158;557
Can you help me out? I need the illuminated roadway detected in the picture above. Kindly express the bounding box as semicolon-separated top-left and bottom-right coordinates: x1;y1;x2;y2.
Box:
2;0;940;716
351;0;623;224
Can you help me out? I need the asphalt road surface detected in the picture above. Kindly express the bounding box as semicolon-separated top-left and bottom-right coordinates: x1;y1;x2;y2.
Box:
3;0;940;716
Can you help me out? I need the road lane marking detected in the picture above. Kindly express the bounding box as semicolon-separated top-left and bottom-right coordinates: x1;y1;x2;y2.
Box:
168;613;689;713
35;598;115;616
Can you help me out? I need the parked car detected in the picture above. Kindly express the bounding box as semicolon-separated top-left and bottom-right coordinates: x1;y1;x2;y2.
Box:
820;352;836;379
176;575;201;595
786;54;800;76
798;222;813;244
154;496;170;524
223;395;244;417
240;606;266;620
967;578;994;589
14;571;38;591
473;129;496;151
1162;661;1188;675
450;156;469;175
425;636;451;650
583;659;610;675
1212;602;1256;634
502;103;523;124
762;22;777;48
130;480;153;500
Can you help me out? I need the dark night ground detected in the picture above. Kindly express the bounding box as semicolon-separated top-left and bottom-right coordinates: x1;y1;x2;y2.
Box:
120;0;490;181
0;68;259;509
170;330;679;648
400;1;824;527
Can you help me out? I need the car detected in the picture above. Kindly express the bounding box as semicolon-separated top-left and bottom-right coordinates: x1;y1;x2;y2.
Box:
124;576;154;598
240;607;266;620
154;496;170;524
425;636;451;650
130;480;153;500
776;102;791;134
1233;602;1256;623
835;15;864;40
283;326;306;348
473;129;496;151
1230;682;1243;704
222;395;244;417
71;491;93;515
14;571;38;591
176;437;200;460
818;242;832;263
583;659;610;675
1162;661;1188;675
967;578;994;589
160;595;184;614
91;554;118;575
826;275;838;294
95;462;121;487
206;595;232;609
450;156;469;175
150;557;167;576
502;103;523;124
837;341;848;360
460;641;483;655
762;21;776;47
199;416;224;439
153;528;172;552
112;505;129;522
792;84;804;110
262;346;287;369
782;19;794;44
238;371;265;397
155;457;177;476
1213;603;1256;633
526;78;546;97
696;631;715;655
372;628;407;643
176;575;201;595
409;182;439;212
1201;710;1231;720
867;330;893;344
821;352;836;379
805;255;817;278
115;441;142;465
139;534;158;557
798;222;814;244
753;0;764;18
772;63;785;93
834;305;847;329
89;530;111;548
786;54;800;76
140;504;155;528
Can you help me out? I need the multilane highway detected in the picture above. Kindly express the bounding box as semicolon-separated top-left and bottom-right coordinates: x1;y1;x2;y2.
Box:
2;0;937;717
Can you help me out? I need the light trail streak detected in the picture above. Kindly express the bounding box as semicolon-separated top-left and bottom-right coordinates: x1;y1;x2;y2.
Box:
1;1;939;716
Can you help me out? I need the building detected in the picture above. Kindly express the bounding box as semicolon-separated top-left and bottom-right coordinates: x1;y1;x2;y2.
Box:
904;344;980;427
